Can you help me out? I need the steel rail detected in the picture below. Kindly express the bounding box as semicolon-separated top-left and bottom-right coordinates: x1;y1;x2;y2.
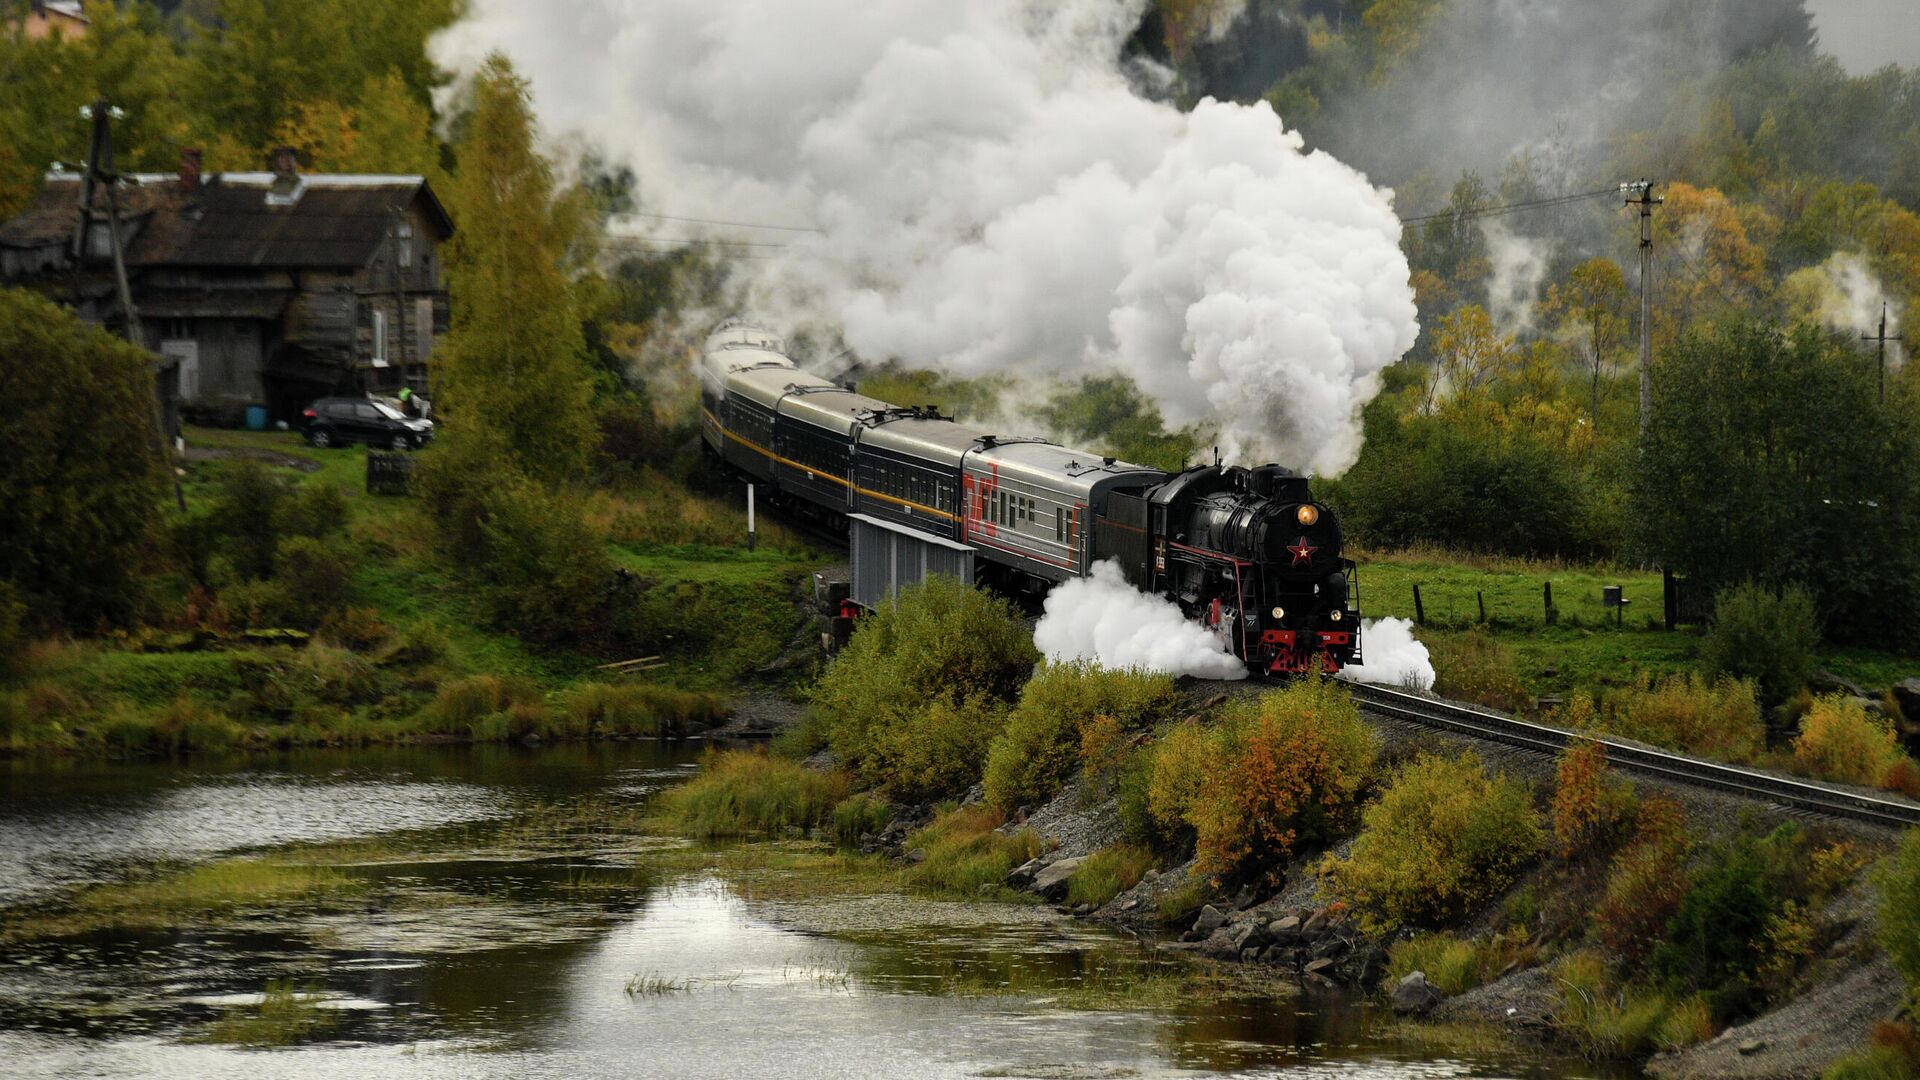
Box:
1341;680;1920;830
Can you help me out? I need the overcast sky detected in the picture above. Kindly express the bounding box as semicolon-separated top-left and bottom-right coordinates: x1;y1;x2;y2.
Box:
1805;0;1920;74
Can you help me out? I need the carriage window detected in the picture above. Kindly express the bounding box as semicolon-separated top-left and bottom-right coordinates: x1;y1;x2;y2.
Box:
1055;507;1065;542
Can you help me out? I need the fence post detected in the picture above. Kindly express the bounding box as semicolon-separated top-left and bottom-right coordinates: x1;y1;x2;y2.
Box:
1663;568;1676;631
1413;584;1425;626
1544;581;1556;626
1477;591;1487;624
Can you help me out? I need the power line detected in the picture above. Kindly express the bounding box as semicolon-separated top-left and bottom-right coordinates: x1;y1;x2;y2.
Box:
1399;186;1618;227
606;210;823;234
604;234;790;250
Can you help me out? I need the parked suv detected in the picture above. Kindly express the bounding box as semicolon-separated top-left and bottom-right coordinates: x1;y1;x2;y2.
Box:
300;397;435;450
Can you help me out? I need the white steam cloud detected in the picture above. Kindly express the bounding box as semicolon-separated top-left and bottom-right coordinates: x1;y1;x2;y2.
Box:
431;0;1418;475
1034;561;1247;680
1482;222;1552;335
1340;617;1434;691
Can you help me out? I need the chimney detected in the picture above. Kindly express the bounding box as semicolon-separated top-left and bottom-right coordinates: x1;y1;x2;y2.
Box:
271;145;299;184
178;147;202;194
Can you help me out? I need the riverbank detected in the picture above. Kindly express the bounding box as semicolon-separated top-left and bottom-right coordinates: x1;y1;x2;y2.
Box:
676;655;1917;1080
0;740;1616;1080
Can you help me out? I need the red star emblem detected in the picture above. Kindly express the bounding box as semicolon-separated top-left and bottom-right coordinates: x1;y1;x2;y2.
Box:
1288;537;1317;567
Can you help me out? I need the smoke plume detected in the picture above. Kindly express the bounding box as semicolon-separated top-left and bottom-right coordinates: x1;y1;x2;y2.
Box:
1033;561;1248;680
431;0;1418;475
1340;617;1434;690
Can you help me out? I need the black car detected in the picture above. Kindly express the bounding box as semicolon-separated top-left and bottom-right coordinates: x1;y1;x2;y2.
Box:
300;397;435;450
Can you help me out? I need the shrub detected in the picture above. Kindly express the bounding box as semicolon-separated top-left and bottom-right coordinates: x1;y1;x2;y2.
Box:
1323;750;1541;929
1385;929;1537;997
1606;674;1763;762
1652;836;1779;993
832;793;892;847
1113;744;1162;849
1185;678;1378;885
814;576;1038;796
1065;844;1156;908
1794;695;1912;790
982;664;1177;810
876;695;1011;803
564;682;730;738
1593;797;1691;964
654;749;849;838
289;644;378;706
208;463;293;580
217;578;296;629
1427;630;1529;711
1878;830;1920;1007
272;481;348;542
1700;582;1817;707
151;697;245;755
903;805;1043;896
1142;719;1218;851
1554;950;1716;1059
1551;741;1632;858
275;536;354;624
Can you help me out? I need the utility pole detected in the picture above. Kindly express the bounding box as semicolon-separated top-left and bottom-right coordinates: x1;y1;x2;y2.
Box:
1624;179;1662;438
77;100;186;512
1862;302;1904;402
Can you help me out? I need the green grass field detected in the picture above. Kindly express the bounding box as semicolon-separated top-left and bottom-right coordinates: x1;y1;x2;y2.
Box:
1355;550;1920;700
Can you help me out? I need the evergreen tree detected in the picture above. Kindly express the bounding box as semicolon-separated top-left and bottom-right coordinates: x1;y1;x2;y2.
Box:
437;53;595;485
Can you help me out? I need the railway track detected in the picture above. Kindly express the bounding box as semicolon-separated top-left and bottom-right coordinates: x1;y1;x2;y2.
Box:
1340;680;1920;831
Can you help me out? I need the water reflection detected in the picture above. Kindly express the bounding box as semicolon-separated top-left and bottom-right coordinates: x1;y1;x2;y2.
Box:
0;745;1626;1079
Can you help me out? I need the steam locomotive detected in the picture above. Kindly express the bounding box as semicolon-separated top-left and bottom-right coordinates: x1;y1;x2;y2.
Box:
699;320;1361;675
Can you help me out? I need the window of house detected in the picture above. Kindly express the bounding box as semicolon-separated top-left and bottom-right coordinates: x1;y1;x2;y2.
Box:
372;310;388;365
397;223;413;269
160;317;193;341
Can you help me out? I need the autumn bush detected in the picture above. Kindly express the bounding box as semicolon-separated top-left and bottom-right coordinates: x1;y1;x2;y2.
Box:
1135;679;1376;884
1602;674;1763;762
1593;796;1691;965
1793;695;1913;792
1551;741;1633;857
814;576;1038;799
982;663;1176;810
1427;630;1529;711
1323;750;1541;929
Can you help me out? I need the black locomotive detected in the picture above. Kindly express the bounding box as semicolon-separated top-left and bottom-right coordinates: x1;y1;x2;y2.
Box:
700;320;1361;675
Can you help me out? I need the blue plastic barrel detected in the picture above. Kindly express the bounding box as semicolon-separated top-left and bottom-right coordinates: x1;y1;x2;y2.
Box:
245;405;268;431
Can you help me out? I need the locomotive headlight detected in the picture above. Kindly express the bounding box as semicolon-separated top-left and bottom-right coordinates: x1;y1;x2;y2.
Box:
1296;504;1320;526
1271;606;1285;621
1331;610;1342;622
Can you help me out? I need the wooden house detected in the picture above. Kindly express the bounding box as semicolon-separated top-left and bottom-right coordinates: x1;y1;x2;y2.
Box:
0;148;453;424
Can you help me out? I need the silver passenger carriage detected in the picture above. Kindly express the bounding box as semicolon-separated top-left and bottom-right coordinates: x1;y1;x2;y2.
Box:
960;441;1162;582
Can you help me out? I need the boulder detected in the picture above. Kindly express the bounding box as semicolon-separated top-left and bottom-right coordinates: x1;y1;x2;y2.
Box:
1303;957;1336;976
1202;928;1241;960
1267;915;1301;942
1228;919;1268;953
1192;904;1230;937
1030;856;1086;901
1392;971;1442;1014
1006;856;1047;889
1310;936;1347;961
1810;669;1868;699
1302;908;1331;936
1891;678;1920;722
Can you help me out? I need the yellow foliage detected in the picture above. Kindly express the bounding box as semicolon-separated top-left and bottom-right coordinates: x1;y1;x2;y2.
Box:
1794;695;1911;790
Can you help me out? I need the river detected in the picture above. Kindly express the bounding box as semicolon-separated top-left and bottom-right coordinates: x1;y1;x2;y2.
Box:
0;743;1625;1079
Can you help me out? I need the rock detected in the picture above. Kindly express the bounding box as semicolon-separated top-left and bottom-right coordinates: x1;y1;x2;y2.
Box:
1851;695;1886;717
1006;857;1047;888
1228;920;1268;953
1310;937;1346;961
1030;856;1086;901
1202;928;1240;960
1810;669;1869;699
1192;904;1230;937
1303;958;1336;976
903;848;927;865
1302;909;1331;936
1392;971;1442;1014
1240;948;1263;963
1267;915;1301;941
1737;1039;1767;1056
1892;678;1920;721
1072;902;1096;916
1231;885;1260;910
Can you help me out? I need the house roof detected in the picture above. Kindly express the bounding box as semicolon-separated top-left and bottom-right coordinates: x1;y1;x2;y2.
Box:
0;172;454;270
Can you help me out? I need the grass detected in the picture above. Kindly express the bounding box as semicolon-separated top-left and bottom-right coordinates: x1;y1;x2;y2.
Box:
903;805;1044;897
1383;930;1538;997
652;749;851;838
7;860;363;939
0;424;828;759
193;980;338;1047
1066;844;1157;908
1156;874;1214;924
1552;951;1717;1060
